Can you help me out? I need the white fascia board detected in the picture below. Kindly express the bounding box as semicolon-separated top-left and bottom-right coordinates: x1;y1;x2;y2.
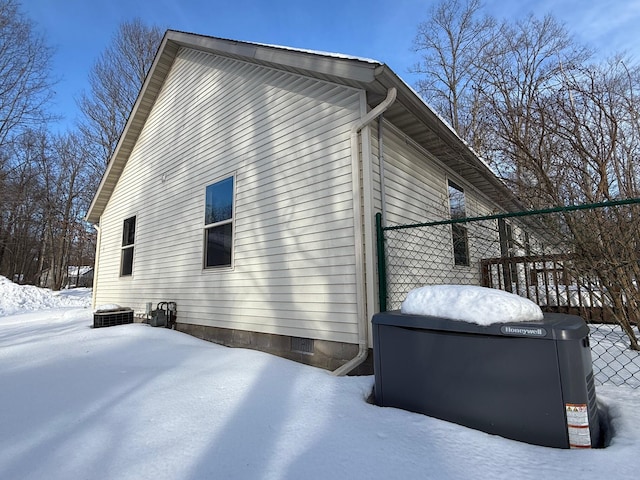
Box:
167;30;380;84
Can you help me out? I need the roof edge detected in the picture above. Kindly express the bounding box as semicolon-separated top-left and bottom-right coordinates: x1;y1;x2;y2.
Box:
86;32;179;224
86;31;524;224
165;30;381;84
86;31;386;224
372;65;525;212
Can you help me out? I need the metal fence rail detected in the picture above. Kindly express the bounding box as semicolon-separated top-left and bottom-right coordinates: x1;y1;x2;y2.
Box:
375;199;640;388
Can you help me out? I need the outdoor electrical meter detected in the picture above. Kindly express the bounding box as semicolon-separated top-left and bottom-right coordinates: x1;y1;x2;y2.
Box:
372;311;601;449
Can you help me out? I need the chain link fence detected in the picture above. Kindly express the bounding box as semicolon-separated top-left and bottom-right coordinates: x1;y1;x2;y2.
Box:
376;199;640;388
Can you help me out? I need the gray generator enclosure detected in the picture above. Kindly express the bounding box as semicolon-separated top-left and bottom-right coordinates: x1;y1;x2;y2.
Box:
372;311;600;449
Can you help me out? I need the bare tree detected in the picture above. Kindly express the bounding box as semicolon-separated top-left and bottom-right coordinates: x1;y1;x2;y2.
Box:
0;130;47;284
77;18;163;169
0;0;55;283
412;0;497;154
0;129;95;288
38;132;94;289
532;59;640;349
0;0;55;148
478;21;640;348
413;3;640;348
496;17;590;195
548;58;640;202
0;2;99;288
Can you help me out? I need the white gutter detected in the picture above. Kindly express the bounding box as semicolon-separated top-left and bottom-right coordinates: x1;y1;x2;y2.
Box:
332;87;397;376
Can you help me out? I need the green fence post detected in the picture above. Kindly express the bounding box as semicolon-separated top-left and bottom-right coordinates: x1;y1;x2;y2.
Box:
376;212;388;312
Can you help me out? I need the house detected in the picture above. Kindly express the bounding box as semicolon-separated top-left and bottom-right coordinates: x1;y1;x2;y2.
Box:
86;30;523;374
66;266;94;288
39;266;93;289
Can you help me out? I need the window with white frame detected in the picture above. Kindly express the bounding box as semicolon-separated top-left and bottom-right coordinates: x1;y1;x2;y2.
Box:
204;176;234;268
121;216;136;276
448;180;470;266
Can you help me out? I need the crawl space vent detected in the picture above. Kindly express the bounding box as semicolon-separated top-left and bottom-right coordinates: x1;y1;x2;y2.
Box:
291;337;314;355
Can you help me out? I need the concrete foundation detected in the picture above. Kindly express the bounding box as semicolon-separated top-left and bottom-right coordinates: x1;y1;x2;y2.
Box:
175;322;373;375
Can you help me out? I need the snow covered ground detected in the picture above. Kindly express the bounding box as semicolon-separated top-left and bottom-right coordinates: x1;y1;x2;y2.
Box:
1;278;639;480
0;275;90;316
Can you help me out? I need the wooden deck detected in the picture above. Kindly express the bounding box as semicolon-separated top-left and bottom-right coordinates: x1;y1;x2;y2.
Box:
481;254;620;324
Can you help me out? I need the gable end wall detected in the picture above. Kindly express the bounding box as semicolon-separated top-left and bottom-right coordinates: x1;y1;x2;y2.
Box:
94;47;363;345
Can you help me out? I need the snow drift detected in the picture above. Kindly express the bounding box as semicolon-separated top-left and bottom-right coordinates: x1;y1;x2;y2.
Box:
0;275;91;317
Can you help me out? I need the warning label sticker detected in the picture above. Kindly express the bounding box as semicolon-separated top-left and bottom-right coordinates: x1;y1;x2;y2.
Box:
566;403;592;448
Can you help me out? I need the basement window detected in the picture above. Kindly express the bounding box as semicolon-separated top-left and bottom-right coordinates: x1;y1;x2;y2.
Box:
204;176;234;268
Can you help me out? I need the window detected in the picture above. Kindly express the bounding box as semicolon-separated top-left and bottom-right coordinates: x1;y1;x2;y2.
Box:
204;176;234;268
121;216;136;276
448;180;469;266
451;224;470;266
448;180;466;219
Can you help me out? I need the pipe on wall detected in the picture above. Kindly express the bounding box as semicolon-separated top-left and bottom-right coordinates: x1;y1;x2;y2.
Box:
378;115;388;226
332;87;397;376
91;223;101;310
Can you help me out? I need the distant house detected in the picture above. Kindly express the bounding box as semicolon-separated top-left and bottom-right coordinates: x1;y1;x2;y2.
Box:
66;266;93;288
86;31;522;374
40;266;93;289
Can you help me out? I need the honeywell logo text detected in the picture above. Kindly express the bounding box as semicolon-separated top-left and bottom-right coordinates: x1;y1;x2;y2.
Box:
500;326;547;337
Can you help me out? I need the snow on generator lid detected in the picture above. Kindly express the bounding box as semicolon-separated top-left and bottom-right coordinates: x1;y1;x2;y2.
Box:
401;285;543;324
392;284;588;340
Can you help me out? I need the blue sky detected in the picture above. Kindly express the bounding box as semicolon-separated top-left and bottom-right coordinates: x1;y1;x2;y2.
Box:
22;0;640;131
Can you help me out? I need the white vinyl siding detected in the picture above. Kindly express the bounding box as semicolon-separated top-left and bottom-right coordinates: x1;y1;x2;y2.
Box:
371;120;505;289
94;48;362;343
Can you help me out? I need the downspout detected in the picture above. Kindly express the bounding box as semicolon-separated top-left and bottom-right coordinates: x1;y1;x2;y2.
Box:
332;87;397;376
91;223;101;310
378;116;388;225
